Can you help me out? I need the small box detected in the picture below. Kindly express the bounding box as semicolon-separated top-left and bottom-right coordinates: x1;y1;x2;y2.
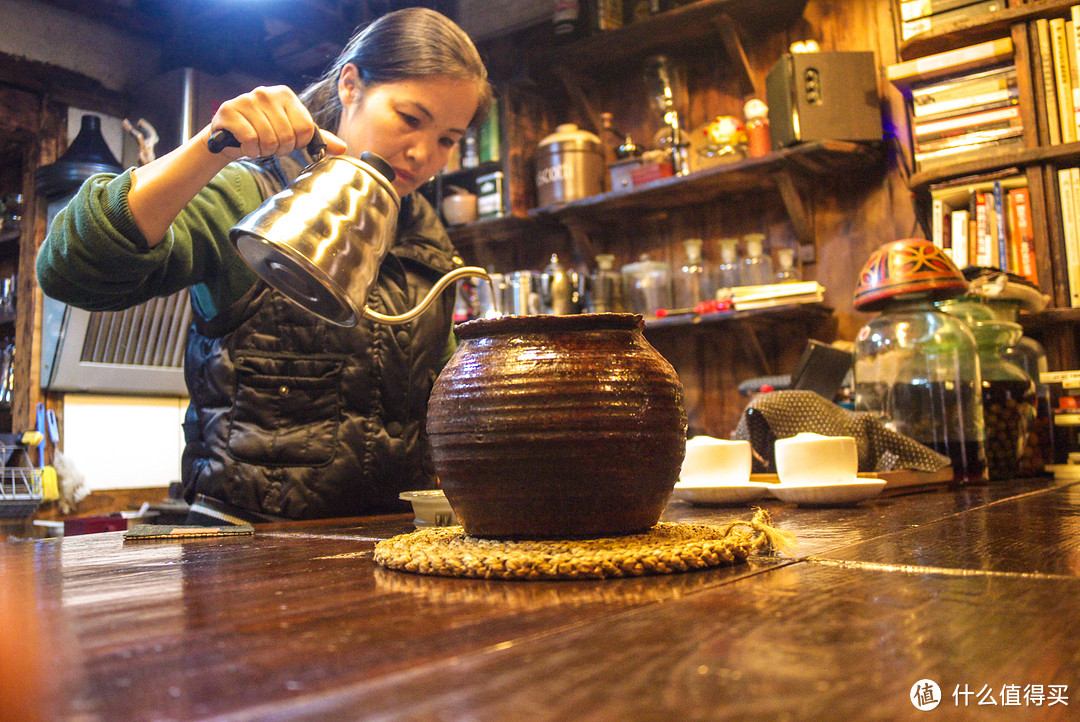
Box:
477;171;505;218
608;158;643;192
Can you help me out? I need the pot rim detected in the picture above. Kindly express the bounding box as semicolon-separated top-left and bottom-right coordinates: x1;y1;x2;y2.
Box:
454;312;643;339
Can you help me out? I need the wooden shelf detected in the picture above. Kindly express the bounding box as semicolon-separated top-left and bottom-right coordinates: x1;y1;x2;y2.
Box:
642;302;833;332
528;0;809;70
908;141;1080;193
1020;306;1080;330
899;0;1078;61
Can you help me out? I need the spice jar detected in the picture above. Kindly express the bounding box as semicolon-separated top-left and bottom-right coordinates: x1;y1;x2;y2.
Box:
743;98;771;157
852;240;987;485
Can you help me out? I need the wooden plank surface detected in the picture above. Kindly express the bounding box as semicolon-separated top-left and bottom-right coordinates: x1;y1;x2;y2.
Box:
2;477;1077;720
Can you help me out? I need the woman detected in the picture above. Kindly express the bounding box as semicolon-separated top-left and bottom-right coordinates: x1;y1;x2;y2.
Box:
37;8;492;523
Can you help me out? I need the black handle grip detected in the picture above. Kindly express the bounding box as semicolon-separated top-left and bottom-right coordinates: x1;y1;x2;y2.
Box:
207;127;327;160
360;151;396;183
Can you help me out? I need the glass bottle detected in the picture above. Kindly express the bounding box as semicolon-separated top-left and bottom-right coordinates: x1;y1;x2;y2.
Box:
673;238;711;308
741;233;773;286
714;238;741;289
743;98;771;158
854;296;987;485
775;247;800;282
589;254;625;313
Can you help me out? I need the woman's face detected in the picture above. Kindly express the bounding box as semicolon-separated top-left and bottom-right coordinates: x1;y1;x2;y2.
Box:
336;66;480;197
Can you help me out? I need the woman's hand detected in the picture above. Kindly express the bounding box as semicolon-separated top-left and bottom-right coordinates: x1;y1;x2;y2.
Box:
209;86;347;160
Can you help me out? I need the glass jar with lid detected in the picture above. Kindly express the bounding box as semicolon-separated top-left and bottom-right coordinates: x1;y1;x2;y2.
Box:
972;320;1036;480
853;239;987;485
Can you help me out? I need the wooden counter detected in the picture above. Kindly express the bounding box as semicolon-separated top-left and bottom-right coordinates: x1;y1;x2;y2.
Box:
3;477;1079;721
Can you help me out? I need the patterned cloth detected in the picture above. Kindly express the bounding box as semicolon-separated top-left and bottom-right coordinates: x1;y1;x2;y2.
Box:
732;390;951;474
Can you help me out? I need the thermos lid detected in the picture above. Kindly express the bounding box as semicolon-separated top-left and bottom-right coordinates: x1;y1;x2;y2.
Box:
539;123;602;152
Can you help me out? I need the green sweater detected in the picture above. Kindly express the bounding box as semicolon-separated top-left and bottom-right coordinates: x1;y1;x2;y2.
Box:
37;163;264;321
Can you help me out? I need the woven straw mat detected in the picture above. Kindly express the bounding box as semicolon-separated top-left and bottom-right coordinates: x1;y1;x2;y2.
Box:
373;508;792;581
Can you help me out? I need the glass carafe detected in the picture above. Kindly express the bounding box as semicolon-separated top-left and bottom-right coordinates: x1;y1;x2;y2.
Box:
854;297;987;485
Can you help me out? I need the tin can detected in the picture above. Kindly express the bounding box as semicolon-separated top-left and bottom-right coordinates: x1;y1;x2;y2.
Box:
477;171;505;218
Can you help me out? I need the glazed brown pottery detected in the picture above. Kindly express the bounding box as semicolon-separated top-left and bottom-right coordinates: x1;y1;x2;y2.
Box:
427;313;687;538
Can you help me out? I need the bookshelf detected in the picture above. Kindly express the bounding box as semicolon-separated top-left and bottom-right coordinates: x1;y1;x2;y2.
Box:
890;0;1080;326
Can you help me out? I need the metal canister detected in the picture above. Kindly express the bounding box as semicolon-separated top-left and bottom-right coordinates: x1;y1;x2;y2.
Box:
535;124;605;208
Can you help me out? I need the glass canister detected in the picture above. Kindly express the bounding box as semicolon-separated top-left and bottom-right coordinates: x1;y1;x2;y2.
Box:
588;254;625;313
673;238;711;308
621;255;672;317
971;320;1036;481
852;239;987;485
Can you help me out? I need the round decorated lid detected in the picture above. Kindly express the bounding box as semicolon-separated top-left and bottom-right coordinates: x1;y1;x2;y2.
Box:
854;238;968;312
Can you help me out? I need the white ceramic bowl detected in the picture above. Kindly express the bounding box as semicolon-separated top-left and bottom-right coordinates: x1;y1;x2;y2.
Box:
769;478;886;506
399;490;458;527
441;193;478;225
680;436;752;485
774;432;858;486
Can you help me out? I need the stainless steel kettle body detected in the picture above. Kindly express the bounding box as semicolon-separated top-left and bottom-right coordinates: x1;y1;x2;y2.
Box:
211;130;488;327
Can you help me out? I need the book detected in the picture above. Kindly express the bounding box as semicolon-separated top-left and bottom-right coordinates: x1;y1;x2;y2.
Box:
912;85;1018;122
901;1;1005;42
1008;186;1039;284
1035;18;1062;145
1057;167;1080;306
975;191;992;266
951;208;971;267
993;181;1008;271
1050;17;1076;144
901;0;998;22
914;125;1024;154
914;134;1023;169
887;37;1013;85
911;65;1017;112
1072;7;1080;137
913;104;1021;139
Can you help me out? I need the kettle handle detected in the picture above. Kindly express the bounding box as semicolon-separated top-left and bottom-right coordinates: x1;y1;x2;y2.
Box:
207;127;327;160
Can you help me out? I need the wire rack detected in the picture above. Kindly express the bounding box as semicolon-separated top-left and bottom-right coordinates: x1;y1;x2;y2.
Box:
0;442;42;518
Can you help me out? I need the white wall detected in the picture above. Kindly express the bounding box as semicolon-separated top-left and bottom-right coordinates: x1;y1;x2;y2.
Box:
0;0;160;92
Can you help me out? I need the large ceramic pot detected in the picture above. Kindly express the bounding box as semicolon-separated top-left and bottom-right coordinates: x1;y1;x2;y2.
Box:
427;313;686;538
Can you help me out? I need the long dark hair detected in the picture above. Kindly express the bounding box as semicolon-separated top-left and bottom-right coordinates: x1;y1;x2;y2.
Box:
299;8;492;131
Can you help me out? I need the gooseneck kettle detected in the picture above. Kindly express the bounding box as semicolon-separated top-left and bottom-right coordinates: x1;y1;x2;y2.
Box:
209;129;489;327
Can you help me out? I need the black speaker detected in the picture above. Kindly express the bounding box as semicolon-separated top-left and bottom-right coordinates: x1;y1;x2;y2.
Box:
766;51;883;149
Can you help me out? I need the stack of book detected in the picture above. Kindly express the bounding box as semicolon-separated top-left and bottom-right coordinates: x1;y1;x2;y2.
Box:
726;282;825;311
900;1;1011;43
928;169;1039;284
888;37;1021;171
1032;9;1080;146
1056;168;1080;307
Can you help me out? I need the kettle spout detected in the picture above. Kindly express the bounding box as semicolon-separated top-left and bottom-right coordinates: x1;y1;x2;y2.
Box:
364;266;490;325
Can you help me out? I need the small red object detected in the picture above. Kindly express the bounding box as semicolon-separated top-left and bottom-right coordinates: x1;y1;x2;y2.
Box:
760;384;775;393
1061;396;1078;410
654;308;669;318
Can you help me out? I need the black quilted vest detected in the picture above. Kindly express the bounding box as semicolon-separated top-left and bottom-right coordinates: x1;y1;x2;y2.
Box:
180;156;459;519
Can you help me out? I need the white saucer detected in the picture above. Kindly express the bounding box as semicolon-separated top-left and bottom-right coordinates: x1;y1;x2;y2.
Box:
768;479;887;506
672;480;772;505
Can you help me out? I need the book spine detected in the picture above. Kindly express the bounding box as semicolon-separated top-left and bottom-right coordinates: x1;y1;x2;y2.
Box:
902;0;998;22
1058;168;1080;306
913;105;1021;137
1010;186;1039;284
1051;17;1076;143
932;197;946;249
912;65;1015;104
975;192;991;266
913;88;1018;121
901;1;1004;41
993;181;1008;270
887;37;1013;83
952;209;971;267
1037;18;1062;145
914;124;1023;151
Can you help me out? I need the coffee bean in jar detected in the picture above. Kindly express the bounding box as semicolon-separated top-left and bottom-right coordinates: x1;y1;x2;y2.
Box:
972;321;1037;481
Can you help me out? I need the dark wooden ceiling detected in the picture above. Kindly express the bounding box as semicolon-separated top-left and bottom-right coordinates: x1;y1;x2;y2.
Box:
37;0;458;87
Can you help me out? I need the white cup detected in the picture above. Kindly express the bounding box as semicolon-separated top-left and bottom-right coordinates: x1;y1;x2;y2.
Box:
775;432;858;485
441;192;478;225
680;437;752;485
